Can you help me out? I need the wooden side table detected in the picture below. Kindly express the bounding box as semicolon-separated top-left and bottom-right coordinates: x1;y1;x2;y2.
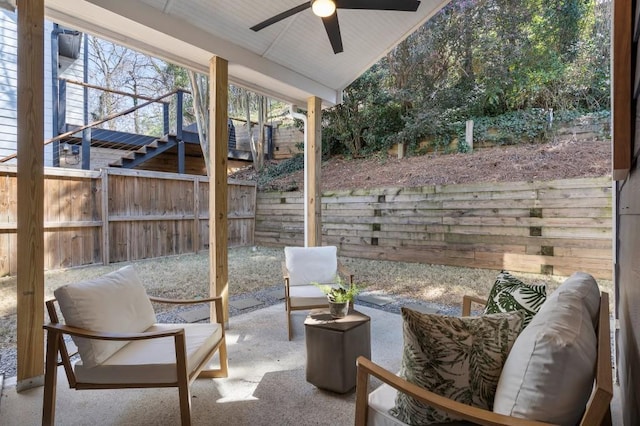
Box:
304;308;371;393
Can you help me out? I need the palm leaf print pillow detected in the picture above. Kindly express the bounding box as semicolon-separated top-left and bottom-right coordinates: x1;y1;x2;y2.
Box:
390;308;525;425
484;271;546;327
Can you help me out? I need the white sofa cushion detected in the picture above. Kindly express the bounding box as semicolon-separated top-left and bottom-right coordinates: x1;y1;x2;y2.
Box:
74;323;223;384
369;383;474;426
284;246;338;286
550;271;600;325
54;265;157;368
492;272;599;425
288;284;338;307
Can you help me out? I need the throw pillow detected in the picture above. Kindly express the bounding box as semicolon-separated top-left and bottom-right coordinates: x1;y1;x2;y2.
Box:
492;273;600;425
484;270;546;326
389;308;525;425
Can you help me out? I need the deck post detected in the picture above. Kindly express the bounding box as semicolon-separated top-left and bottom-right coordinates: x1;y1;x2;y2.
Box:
209;56;229;324
16;0;45;391
305;96;322;247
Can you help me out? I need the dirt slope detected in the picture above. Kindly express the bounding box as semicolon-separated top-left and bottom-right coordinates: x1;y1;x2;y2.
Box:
233;138;611;191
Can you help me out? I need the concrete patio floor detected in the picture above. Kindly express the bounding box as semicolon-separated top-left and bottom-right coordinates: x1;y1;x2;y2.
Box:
0;301;624;425
0;304;403;425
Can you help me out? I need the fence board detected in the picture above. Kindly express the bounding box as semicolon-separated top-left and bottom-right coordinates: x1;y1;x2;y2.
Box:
0;166;255;275
255;176;613;279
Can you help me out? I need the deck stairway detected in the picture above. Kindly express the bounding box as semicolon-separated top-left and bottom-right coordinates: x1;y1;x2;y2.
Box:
108;134;178;168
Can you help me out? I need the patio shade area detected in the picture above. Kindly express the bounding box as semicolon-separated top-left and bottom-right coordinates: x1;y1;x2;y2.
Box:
43;0;452;106
1;304;404;425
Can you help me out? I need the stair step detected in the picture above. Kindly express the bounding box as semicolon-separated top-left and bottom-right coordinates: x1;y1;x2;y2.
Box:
123;152;136;160
135;147;148;154
147;140;159;148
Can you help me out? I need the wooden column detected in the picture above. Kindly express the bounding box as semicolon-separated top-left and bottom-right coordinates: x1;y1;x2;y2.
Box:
612;0;633;181
16;0;45;390
209;56;229;323
305;96;322;246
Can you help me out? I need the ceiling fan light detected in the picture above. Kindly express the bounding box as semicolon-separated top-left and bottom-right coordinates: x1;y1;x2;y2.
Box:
311;0;335;18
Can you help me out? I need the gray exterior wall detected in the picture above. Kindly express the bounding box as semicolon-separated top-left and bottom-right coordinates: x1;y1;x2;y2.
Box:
0;8;84;165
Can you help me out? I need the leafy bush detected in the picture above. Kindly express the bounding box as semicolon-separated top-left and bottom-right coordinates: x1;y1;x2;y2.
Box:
257;155;304;187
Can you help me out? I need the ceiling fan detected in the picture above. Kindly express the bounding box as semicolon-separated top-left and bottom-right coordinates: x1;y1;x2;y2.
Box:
250;0;421;54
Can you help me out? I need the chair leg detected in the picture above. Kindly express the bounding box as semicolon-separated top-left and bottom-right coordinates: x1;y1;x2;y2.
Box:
287;304;293;341
42;331;60;426
177;379;192;426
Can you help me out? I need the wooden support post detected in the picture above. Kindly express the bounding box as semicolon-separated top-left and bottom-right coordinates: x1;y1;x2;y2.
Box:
465;120;474;152
612;0;632;181
193;178;200;254
16;0;45;391
305;96;322;247
101;168;110;265
209;56;229;324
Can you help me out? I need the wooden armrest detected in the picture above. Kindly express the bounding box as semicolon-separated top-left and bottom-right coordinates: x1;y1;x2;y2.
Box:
282;261;290;280
43;322;184;341
148;295;222;305
149;295;225;325
355;357;554;426
462;295;487;316
337;261;354;284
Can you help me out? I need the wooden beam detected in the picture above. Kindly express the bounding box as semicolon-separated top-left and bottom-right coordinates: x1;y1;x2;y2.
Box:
16;0;45;390
306;96;322;246
612;0;633;180
209;56;229;324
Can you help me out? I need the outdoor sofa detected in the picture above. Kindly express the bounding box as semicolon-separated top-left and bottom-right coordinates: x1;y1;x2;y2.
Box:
355;272;613;426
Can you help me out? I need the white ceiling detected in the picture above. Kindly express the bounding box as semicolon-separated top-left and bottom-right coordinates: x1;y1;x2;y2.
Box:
44;0;451;107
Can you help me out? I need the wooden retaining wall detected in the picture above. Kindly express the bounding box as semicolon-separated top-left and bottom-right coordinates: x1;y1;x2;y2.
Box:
0;165;256;276
255;177;613;279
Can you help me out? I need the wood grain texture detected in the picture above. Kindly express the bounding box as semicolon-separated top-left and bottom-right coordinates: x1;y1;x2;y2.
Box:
209;56;229;323
0;166;255;275
16;0;45;386
256;177;613;279
305;96;322;246
613;0;633;180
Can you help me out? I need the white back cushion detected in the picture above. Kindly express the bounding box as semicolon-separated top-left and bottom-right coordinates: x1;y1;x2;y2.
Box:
284;246;338;286
550;271;600;325
492;273;599;425
54;265;157;368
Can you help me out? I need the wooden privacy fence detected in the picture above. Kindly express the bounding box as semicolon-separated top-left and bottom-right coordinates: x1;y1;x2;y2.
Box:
255;177;613;279
0;165;256;276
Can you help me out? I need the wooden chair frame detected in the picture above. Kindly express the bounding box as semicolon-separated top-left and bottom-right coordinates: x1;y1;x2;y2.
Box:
42;296;228;426
355;292;613;426
283;260;353;340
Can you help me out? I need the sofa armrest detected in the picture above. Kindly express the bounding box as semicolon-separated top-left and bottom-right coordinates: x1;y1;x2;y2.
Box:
282;261;290;280
355;356;554;426
462;295;487;316
148;295;225;326
44;322;185;342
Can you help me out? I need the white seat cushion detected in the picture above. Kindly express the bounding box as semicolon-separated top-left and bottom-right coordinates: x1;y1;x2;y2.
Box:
284;246;338;286
54;266;157;368
288;284;340;308
74;323;223;384
368;383;474;426
369;383;404;426
492;274;599;425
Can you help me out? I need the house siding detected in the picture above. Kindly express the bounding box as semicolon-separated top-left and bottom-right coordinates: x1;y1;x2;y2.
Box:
0;9;84;166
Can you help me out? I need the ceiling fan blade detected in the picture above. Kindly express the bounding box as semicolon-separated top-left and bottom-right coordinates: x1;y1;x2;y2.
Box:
322;13;343;54
251;3;311;32
335;0;420;12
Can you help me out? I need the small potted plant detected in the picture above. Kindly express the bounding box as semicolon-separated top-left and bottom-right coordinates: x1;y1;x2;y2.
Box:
315;278;360;318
